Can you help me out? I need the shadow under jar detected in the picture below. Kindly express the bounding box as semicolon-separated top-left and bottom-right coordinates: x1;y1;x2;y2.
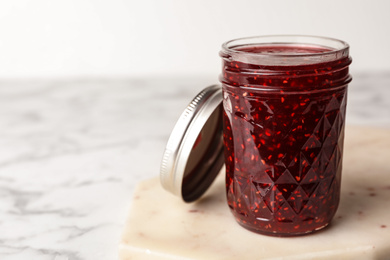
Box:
220;35;352;236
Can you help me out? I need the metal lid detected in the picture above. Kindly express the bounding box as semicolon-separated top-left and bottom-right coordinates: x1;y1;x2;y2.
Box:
160;85;224;202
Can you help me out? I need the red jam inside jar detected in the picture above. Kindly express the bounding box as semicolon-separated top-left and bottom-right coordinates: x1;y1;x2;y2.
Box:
219;36;352;236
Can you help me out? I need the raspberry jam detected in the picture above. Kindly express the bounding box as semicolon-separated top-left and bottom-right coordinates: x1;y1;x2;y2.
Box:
220;36;352;236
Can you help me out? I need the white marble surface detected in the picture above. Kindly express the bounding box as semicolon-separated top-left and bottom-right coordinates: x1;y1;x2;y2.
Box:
0;73;389;259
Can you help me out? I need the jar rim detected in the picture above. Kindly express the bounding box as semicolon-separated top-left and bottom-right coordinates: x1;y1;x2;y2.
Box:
220;35;350;66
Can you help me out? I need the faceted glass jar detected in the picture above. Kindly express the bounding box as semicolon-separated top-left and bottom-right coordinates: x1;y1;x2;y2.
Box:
219;35;352;236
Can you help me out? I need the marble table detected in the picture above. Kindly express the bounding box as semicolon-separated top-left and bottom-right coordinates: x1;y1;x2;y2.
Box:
0;73;389;259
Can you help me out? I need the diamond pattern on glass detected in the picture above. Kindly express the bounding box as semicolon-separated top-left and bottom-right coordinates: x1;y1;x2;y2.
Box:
224;89;347;234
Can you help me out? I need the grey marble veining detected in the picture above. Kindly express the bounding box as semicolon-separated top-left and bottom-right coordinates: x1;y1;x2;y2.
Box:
0;74;389;259
347;72;390;127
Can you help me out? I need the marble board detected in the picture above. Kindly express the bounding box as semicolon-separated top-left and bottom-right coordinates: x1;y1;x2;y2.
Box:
120;127;390;260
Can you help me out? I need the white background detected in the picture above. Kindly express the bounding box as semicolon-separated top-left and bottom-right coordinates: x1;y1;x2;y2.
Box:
0;0;389;79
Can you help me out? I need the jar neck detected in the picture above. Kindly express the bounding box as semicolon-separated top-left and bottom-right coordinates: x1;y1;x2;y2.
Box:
219;35;352;92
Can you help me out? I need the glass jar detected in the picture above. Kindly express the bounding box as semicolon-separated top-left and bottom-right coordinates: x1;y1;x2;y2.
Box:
219;35;352;236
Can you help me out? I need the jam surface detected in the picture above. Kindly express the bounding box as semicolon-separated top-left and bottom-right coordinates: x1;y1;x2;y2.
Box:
220;44;351;236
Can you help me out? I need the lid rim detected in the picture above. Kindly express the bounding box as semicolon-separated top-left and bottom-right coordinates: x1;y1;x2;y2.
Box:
160;85;224;202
